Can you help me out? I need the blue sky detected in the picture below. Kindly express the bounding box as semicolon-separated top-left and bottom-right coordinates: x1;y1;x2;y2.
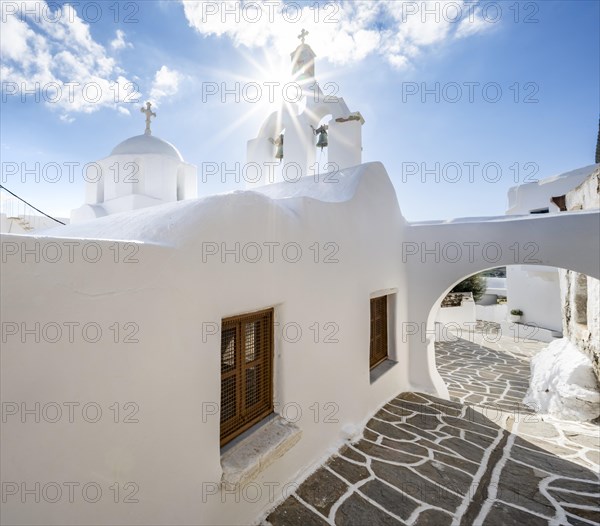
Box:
1;0;599;221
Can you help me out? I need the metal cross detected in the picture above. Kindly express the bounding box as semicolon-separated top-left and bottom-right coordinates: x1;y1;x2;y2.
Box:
298;28;309;44
140;102;156;136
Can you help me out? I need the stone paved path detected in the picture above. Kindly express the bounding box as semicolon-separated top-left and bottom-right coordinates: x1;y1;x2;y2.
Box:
264;329;600;526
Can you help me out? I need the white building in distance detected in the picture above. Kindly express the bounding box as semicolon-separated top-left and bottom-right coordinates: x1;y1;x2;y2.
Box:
505;164;599;339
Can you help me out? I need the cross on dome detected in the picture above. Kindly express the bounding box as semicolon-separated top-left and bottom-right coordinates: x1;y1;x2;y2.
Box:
140;102;156;136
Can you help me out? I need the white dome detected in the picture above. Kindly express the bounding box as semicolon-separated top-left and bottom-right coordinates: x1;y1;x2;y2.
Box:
111;134;183;161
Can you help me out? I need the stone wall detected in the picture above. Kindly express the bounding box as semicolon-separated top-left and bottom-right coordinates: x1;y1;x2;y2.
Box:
561;167;600;382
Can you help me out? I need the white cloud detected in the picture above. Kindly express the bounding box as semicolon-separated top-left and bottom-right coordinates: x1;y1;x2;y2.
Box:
455;6;491;39
181;0;495;70
0;14;31;62
110;29;133;51
118;106;131;116
149;65;182;105
1;1;139;116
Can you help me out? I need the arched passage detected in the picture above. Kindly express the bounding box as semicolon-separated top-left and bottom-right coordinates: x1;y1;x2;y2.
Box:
402;210;600;397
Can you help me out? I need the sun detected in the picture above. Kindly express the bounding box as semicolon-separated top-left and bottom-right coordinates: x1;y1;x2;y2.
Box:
200;39;344;154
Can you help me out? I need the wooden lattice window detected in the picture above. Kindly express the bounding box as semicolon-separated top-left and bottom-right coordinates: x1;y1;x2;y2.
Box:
220;308;274;446
370;296;388;369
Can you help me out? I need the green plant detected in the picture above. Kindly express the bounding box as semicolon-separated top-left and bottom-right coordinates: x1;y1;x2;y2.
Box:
511;309;523;316
451;274;486;302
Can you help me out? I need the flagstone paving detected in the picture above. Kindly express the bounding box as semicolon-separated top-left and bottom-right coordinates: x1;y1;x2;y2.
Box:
264;327;600;526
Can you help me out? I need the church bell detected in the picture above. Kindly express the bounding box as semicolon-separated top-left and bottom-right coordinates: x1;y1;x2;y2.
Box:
312;124;328;150
273;134;284;161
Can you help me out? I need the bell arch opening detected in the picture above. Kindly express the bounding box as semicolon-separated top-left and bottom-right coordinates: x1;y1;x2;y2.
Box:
312;114;332;178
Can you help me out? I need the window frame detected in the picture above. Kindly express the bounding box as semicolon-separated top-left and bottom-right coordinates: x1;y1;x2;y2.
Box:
220;308;274;447
369;295;389;369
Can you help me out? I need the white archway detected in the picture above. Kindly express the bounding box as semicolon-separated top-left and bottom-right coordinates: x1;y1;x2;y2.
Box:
402;210;600;397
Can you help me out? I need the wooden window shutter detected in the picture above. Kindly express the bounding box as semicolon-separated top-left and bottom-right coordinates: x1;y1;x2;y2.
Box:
220;308;274;446
370;296;388;368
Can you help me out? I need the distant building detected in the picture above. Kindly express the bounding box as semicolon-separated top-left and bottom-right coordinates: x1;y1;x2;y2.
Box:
505;165;599;339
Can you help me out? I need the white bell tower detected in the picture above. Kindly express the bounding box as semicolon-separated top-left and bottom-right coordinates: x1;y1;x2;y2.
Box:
246;29;365;187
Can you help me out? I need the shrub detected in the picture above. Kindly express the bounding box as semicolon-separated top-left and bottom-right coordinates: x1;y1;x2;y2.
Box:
451;274;486;302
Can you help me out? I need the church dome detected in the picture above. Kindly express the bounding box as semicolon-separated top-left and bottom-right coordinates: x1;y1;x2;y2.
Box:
111;134;184;161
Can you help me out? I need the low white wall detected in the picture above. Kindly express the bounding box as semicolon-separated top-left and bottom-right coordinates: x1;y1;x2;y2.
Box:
436;302;476;327
507;265;563;332
476;304;508;324
435;296;476;341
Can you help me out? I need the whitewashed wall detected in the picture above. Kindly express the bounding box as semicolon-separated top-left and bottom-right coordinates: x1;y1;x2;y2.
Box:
507;265;563;332
435;295;476;330
476;304;508;324
1;163;409;526
506;164;596;215
2;162;599;526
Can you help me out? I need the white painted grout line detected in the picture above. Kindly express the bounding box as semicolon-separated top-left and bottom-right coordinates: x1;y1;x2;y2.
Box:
293;491;337;526
327;455;453;526
325;455;375;523
454;417;509;524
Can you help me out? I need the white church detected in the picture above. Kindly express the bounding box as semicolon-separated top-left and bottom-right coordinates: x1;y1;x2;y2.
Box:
2;34;599;526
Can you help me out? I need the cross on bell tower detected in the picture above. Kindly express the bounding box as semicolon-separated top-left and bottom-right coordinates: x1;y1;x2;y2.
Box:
290;28;316;81
298;28;309;44
140;102;156;136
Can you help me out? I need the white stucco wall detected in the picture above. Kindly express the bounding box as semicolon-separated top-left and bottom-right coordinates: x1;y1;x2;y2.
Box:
435;295;476;329
1;162;410;526
2;162;599;525
71;147;197;223
507;265;563;332
476;304;508;324
507;164;597;215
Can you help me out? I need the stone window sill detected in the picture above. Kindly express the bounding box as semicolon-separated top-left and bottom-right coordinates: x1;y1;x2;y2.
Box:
221;415;301;490
370;359;397;384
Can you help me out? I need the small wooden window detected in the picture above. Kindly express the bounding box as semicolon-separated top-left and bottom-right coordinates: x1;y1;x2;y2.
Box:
220;308;274;446
370;296;388;369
